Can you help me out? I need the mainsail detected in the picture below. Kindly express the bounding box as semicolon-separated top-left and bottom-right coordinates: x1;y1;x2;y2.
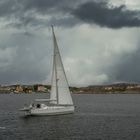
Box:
50;26;73;105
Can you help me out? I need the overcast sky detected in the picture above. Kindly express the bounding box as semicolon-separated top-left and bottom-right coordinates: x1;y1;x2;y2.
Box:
0;0;140;86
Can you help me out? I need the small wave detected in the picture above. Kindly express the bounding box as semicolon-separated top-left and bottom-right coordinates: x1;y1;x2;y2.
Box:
0;126;6;129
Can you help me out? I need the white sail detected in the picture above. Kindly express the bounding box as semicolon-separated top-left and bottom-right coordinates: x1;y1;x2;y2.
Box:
50;48;57;104
50;26;73;105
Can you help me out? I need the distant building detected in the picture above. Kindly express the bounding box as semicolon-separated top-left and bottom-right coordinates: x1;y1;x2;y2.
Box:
14;85;23;93
24;87;33;93
126;86;135;90
135;85;140;88
104;87;113;90
35;85;47;92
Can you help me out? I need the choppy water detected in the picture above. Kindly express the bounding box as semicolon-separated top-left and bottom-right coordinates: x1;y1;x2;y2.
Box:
0;93;140;140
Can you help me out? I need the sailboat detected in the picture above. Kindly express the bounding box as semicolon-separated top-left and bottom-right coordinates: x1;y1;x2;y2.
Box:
19;26;74;115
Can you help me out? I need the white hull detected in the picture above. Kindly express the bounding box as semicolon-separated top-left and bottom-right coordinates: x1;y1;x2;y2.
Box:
27;105;74;116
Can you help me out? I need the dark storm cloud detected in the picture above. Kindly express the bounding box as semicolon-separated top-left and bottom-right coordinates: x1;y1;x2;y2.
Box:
0;0;65;16
21;0;71;13
0;0;79;28
72;1;140;28
0;0;140;28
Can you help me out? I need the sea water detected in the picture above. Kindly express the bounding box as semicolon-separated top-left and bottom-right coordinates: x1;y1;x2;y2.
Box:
0;93;140;140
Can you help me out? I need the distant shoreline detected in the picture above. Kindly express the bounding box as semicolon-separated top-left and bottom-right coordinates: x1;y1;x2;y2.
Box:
73;91;140;94
0;83;140;94
0;91;140;94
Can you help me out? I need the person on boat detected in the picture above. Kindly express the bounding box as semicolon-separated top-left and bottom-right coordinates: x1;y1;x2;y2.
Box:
37;104;41;108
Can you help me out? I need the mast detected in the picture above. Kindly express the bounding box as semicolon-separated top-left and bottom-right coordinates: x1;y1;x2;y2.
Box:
51;25;59;104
